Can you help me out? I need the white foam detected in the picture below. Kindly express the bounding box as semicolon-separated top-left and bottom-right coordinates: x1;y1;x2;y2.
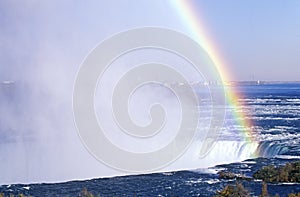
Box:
162;172;173;176
259;133;300;141
185;179;203;184
241;161;256;164
275;155;300;159
205;179;221;184
167;140;258;170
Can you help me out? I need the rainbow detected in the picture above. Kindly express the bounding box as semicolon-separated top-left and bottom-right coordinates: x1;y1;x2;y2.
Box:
172;1;259;156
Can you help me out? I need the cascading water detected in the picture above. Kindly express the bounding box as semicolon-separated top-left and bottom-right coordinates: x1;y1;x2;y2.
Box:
0;81;259;185
256;141;289;158
1;81;297;186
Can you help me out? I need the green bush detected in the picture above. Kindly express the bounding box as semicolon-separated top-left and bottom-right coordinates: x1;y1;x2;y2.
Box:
215;182;250;197
253;161;300;183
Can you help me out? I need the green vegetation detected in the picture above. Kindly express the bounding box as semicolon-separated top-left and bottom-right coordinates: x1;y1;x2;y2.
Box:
288;193;300;197
79;187;99;197
253;161;300;183
260;182;269;197
215;182;249;197
216;161;300;196
215;182;282;197
218;161;300;183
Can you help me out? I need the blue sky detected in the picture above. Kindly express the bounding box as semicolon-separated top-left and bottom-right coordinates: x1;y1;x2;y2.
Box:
192;0;300;81
0;0;299;82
